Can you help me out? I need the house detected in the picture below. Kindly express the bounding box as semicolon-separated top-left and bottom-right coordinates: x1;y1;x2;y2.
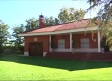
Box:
18;15;102;57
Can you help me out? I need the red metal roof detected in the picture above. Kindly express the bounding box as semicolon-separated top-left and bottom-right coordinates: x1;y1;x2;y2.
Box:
20;19;90;34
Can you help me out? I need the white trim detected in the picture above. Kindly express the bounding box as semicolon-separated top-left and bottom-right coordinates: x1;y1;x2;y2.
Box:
24;52;29;56
24;52;47;57
43;52;47;57
98;32;101;52
53;48;98;52
53;49;70;52
49;35;51;52
18;27;98;36
70;33;72;52
73;48;98;52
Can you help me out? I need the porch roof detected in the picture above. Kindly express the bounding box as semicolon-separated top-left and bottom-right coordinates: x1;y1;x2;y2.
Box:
18;19;98;36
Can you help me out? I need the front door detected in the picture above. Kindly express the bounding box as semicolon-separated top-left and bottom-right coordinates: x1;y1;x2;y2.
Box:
29;42;43;57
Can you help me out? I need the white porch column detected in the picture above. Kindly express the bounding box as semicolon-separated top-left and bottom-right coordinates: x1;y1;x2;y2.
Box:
98;32;101;52
49;35;51;52
70;33;72;52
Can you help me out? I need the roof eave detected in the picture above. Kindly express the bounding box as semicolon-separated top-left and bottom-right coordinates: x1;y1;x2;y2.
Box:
18;27;98;37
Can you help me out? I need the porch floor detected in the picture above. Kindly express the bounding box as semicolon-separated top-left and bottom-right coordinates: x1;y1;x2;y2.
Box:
45;52;112;61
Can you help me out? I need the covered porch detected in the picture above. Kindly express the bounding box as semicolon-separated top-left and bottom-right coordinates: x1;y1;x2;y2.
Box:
49;31;101;53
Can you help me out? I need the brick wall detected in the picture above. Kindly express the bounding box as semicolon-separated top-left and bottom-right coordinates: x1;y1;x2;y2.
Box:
24;35;49;52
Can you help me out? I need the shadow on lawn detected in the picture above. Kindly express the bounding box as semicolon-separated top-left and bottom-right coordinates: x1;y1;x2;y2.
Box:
0;56;112;71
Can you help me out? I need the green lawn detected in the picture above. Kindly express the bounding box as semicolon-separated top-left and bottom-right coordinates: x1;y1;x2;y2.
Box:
0;56;112;80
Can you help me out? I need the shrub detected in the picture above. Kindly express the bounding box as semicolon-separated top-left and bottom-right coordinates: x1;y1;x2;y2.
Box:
0;43;4;54
3;46;24;54
101;38;110;52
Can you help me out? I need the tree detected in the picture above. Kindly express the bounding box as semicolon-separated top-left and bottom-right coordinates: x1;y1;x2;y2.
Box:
44;16;60;26
44;16;55;26
87;0;112;51
12;24;24;51
87;0;112;28
58;7;85;24
54;18;60;25
0;21;9;53
0;21;9;44
25;18;39;31
25;17;60;30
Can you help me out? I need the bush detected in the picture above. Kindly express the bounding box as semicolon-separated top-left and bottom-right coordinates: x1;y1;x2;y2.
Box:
0;44;4;54
110;46;112;51
101;38;110;52
3;46;24;54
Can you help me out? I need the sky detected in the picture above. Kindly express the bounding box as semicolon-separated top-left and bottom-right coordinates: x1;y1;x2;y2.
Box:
0;0;98;34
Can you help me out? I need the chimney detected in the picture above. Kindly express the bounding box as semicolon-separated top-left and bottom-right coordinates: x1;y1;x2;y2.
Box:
39;14;46;28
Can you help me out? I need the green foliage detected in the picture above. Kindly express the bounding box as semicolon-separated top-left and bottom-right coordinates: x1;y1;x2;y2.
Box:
110;46;112;51
12;24;24;51
0;43;4;54
88;0;112;22
101;39;106;48
105;31;112;50
87;0;112;32
25;18;39;31
44;17;60;26
101;38;110;51
44;16;54;26
87;0;112;50
58;7;85;23
0;21;9;44
54;18;60;25
3;46;24;54
25;17;60;28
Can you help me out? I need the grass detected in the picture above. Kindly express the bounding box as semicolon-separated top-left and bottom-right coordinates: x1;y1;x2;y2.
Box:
0;56;112;80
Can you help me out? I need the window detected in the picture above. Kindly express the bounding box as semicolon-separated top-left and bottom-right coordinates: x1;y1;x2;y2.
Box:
80;38;90;48
58;39;65;48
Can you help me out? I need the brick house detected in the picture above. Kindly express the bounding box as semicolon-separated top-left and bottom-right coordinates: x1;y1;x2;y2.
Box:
18;15;102;57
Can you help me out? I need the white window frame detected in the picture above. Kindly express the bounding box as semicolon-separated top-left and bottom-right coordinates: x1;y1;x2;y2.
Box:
80;38;90;48
58;39;65;48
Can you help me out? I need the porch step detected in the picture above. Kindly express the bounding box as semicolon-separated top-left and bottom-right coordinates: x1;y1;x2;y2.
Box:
45;52;112;61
